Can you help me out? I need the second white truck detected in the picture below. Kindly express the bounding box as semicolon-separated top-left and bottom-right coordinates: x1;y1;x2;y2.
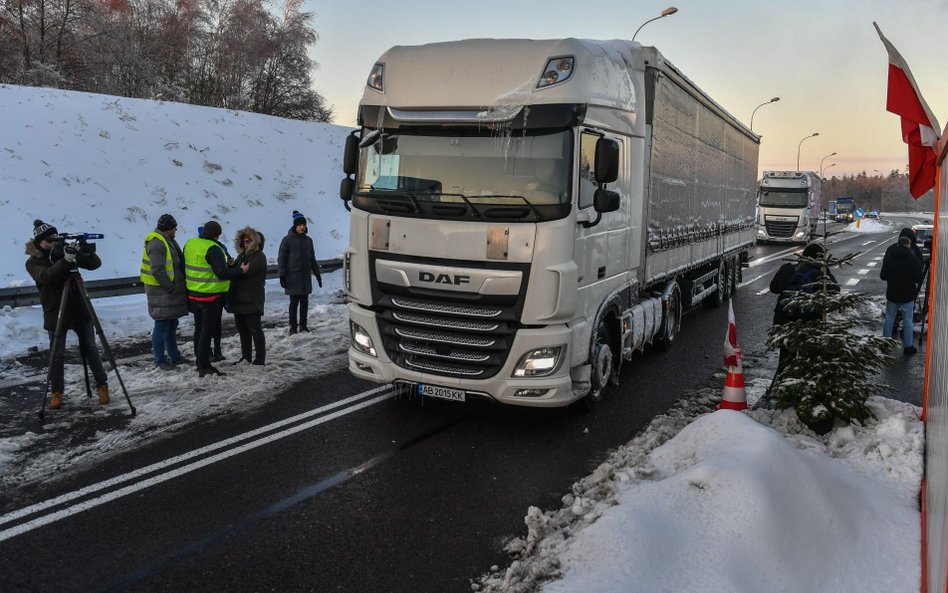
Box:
340;38;760;407
756;171;822;243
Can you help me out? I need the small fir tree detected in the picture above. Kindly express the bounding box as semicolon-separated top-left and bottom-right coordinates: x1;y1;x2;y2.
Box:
767;230;897;434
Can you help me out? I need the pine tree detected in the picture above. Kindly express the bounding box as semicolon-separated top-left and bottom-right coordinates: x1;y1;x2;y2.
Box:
767;231;897;434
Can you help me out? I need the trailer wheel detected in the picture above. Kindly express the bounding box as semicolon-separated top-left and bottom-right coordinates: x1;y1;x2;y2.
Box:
705;260;726;307
657;283;681;351
729;257;739;295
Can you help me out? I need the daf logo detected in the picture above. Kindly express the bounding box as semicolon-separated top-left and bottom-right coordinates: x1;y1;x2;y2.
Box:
419;271;470;286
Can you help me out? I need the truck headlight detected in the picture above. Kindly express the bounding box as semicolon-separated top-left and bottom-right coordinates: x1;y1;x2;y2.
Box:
512;346;564;377
794;230;806;239
350;321;377;357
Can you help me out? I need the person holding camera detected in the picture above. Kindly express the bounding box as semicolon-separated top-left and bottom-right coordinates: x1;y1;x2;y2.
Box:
141;214;190;370
278;210;322;334
25;219;109;409
183;221;248;377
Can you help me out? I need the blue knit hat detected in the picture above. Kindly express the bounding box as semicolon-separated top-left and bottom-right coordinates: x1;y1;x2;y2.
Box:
292;210;306;224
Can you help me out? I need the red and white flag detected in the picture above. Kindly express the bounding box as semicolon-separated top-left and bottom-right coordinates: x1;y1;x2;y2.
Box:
874;23;941;198
724;300;739;368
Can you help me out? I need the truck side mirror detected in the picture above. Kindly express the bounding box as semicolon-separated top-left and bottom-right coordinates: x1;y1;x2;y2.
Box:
594;189;620;213
582;189;620;228
343;131;360;176
594;138;619;184
339;177;354;211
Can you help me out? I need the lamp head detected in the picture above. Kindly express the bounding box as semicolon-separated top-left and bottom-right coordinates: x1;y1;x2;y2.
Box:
770;97;780;102
661;6;678;16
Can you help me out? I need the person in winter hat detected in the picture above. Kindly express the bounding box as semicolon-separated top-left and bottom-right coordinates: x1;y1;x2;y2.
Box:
768;243;839;375
228;227;267;365
278;210;322;334
140;214;190;370
881;231;924;354
26;219;110;409
183;221;248;377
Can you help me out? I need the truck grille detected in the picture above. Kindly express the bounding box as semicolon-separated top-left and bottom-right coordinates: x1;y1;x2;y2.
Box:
765;219;797;238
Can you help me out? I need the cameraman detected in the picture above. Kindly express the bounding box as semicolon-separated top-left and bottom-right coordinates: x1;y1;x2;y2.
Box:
25;220;110;410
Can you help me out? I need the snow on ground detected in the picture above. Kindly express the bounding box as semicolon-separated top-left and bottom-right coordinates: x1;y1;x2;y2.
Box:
477;395;922;593
846;219;889;233
0;84;353;286
0;271;349;491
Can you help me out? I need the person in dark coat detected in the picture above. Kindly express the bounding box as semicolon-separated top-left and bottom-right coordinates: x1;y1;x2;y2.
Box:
278;210;322;334
228;227;267;365
25;220;109;409
141;214;189;370
769;243;840;374
183;221;247;377
881;231;925;354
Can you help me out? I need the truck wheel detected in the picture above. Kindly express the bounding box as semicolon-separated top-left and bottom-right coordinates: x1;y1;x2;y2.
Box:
705;261;726;307
730;257;739;295
586;318;614;407
657;284;681;351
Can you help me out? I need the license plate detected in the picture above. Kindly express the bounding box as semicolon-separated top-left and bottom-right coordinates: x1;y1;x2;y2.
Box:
418;383;466;402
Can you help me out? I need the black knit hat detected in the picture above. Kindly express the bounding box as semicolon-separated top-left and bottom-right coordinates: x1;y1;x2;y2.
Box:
32;219;58;248
202;220;222;239
292;210;306;224
157;213;177;232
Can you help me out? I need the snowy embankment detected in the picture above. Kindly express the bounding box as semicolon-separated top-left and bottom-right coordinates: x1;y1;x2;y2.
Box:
478;395;922;593
0;84;353;286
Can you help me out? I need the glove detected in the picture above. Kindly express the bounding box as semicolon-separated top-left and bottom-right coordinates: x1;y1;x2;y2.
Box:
63;244;79;264
316;275;323;289
279;276;287;289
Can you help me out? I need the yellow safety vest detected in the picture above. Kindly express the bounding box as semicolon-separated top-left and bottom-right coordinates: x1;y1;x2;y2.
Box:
183;237;231;294
140;231;174;286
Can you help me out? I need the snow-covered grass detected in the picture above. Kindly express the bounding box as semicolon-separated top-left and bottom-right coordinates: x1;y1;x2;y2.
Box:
846;219;889;234
476;394;921;593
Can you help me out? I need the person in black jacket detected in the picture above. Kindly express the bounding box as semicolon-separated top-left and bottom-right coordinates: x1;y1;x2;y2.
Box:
881;231;924;354
278;210;322;334
25;220;110;409
769;243;839;374
228;227;267;365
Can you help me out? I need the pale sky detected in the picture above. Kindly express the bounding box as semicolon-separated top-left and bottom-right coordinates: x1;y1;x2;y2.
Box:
306;0;948;178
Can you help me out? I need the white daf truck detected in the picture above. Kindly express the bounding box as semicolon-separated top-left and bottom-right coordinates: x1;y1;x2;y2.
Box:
756;171;821;243
339;38;760;407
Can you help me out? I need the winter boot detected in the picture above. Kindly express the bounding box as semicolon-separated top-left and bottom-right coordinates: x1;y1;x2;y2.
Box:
299;325;310;333
50;391;64;410
289;325;298;335
96;384;110;405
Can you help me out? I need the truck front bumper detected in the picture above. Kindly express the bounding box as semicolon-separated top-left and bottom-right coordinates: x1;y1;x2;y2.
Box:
347;306;577;408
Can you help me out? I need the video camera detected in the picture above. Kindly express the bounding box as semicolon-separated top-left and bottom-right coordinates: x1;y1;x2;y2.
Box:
49;232;103;264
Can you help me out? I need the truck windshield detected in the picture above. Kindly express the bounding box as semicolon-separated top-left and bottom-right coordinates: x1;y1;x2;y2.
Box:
759;188;809;208
354;128;572;222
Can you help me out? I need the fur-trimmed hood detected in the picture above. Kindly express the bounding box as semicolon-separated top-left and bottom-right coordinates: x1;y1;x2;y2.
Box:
233;226;265;254
25;239;44;258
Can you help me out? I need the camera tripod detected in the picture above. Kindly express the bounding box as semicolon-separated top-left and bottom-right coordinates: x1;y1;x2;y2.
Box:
39;268;136;419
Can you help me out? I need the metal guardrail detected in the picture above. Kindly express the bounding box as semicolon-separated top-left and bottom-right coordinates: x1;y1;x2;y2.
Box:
0;260;342;309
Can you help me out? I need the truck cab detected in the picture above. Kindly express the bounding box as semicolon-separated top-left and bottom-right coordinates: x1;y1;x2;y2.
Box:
756;171;821;243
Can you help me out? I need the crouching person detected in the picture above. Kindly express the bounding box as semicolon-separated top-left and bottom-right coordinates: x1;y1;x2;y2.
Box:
229;227;267;365
26;219;109;409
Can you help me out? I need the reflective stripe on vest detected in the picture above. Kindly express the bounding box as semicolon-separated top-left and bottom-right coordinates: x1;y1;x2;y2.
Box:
183;237;231;294
140;231;174;286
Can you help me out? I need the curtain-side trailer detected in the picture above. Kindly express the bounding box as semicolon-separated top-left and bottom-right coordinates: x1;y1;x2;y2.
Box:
339;38;760;407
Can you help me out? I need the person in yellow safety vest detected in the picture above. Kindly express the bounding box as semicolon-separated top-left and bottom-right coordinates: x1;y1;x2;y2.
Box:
140;214;190;371
183;221;248;377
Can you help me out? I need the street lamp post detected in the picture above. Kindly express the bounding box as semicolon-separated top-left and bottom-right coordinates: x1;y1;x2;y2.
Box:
822;163;836;178
632;6;679;42
796;132;819;172
750;97;780;132
819;152;837;177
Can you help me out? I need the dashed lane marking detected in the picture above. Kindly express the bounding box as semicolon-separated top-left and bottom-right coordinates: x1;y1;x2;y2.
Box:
858;269;870;275
846;278;860;286
867;262;878;267
756;288;770;296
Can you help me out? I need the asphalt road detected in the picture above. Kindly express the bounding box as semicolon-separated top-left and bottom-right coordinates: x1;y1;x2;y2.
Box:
0;215;929;593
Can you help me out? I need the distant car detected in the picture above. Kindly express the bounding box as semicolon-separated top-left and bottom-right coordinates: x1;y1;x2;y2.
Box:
913;223;934;261
863;211;880;221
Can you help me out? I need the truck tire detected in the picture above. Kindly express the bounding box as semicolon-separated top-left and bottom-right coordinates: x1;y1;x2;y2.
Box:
657;283;681;351
705;260;726;307
730;257;739;295
586;317;616;407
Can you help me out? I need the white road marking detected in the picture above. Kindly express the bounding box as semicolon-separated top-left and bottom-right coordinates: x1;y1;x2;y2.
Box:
748;246;800;267
0;385;393;541
858;269;870;275
846;278;860;286
867;262;878;267
756;288;770;296
739;272;769;287
863;241;876;246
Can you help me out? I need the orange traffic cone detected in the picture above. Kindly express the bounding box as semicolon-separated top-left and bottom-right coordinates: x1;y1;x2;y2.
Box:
719;348;747;411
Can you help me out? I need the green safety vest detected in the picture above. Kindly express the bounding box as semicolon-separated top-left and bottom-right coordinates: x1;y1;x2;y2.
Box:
183;237;231;294
140;231;174;286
